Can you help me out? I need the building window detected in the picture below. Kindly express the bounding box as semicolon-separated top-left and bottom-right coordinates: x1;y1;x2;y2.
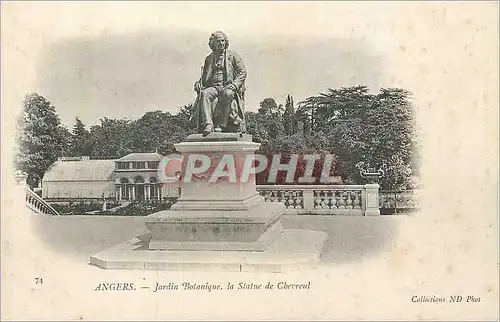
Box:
132;162;146;169
117;162;129;170
119;178;130;199
148;161;159;169
151;185;158;199
121;185;129;198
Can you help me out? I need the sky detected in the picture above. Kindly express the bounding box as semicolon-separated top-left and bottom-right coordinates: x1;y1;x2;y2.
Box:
35;30;384;129
26;3;390;129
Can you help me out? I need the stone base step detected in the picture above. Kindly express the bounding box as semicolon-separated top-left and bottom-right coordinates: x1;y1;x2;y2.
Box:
89;229;328;273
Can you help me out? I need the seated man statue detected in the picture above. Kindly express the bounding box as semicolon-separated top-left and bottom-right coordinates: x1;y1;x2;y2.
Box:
191;31;247;136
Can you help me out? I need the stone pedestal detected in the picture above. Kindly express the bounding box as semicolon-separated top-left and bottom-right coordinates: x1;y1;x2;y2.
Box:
90;133;328;272
146;133;283;252
146;202;284;251
170;134;262;212
364;183;381;216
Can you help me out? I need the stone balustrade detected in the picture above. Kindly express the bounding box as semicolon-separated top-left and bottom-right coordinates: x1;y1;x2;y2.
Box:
26;187;60;216
256;184;380;216
25;182;381;216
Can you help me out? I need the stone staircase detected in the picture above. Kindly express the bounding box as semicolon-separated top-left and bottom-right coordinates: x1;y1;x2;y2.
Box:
25;187;60;216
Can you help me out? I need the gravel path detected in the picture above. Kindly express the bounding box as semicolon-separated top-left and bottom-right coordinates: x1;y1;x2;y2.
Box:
30;214;407;265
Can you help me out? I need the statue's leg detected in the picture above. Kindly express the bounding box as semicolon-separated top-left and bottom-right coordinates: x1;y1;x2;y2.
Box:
214;88;235;130
199;87;218;134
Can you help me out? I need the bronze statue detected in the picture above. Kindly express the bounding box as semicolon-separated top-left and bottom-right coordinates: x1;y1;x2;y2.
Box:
190;31;247;136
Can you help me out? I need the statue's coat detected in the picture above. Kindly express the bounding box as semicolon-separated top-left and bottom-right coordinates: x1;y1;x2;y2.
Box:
190;50;247;132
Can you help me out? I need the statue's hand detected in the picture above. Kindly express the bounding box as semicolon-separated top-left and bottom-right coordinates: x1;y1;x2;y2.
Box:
194;81;202;93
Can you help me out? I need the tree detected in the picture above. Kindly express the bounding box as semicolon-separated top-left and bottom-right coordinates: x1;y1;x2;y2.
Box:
164;104;197;153
298;86;372;133
70;117;91;156
177;104;195;130
85;104;197;159
258;97;283;116
16;93;70;187
89;118;134;158
283;95;296;136
14;87;419;191
301;86;418;189
246;97;285;145
358;88;417;190
129;110;171;154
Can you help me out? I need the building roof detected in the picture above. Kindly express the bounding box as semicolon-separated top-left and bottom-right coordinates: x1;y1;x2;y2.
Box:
116;153;164;162
42;160;115;182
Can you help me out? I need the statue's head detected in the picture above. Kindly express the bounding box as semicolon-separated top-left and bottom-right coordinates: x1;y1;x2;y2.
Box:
209;31;229;53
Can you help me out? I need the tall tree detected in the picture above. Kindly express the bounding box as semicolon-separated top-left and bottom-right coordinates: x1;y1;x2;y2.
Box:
246;97;284;146
298;86;372;132
358;88;417;190
129;109;194;155
70;117;91;156
283;94;296;135
258;98;282;116
295;103;313;134
89;118;133;158
130;110;171;154
306;86;417;189
16;93;70;186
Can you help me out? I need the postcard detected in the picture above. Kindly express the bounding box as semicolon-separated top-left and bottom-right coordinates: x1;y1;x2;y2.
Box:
1;1;498;320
